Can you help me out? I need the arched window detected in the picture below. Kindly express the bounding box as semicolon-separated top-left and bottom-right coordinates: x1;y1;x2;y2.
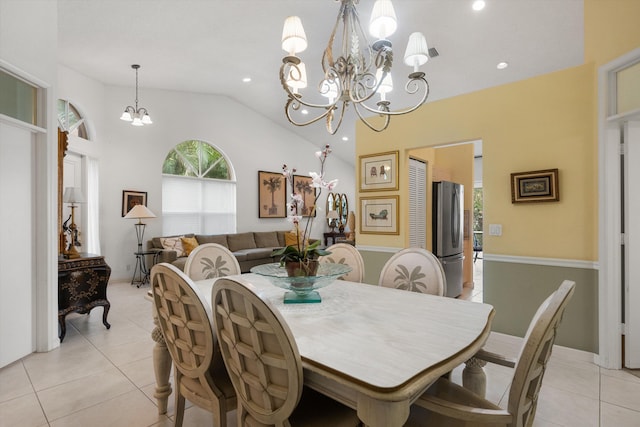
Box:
162;140;236;235
57;99;89;139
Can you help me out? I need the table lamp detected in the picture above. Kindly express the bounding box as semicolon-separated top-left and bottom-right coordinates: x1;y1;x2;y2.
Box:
124;204;156;252
63;187;86;259
327;210;340;233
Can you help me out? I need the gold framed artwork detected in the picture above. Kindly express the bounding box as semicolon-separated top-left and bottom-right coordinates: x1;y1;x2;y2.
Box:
360;195;399;235
293;174;317;217
258;171;286;218
510;168;559;203
359;151;399;191
122;190;147;217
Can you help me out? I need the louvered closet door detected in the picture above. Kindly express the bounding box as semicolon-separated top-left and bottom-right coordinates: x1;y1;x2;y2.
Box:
409;158;427;248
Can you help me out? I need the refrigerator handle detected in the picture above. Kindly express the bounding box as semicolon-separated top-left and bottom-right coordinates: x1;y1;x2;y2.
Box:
451;187;460;248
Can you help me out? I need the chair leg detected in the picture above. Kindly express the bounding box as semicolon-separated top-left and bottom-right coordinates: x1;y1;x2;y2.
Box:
174;373;186;427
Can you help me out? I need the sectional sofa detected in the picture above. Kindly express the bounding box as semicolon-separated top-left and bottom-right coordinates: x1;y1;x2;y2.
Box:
148;230;296;273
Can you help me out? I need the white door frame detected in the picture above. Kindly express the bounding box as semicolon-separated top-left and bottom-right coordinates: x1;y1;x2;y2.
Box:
598;47;640;369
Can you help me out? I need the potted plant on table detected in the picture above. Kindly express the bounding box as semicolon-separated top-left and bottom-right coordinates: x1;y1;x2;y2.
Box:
272;144;338;277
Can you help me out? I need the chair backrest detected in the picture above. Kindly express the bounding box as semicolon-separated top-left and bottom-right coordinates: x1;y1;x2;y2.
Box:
151;263;227;406
184;243;241;281
378;247;446;296
212;276;303;426
508;280;576;427
319;243;365;282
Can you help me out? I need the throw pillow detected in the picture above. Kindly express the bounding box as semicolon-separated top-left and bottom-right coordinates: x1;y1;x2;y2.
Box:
254;231;280;248
180;236;199;256
160;236;185;257
284;232;309;248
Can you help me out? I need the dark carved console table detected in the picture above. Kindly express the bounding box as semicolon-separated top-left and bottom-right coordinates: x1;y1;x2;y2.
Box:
58;254;111;342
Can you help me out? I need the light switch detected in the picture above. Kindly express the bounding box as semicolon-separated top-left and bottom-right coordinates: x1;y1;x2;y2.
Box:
489;224;502;236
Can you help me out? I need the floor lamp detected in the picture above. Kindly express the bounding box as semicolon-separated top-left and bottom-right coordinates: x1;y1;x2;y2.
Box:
124;204;156;252
63;187;86;259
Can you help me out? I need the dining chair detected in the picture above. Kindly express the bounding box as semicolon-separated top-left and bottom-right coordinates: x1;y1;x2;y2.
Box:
378;247;447;296
211;276;361;427
150;263;237;427
405;280;576;427
319;243;365;282
184;243;241;281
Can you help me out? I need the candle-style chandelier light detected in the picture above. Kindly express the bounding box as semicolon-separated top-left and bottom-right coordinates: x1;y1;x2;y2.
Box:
120;64;152;126
280;0;430;134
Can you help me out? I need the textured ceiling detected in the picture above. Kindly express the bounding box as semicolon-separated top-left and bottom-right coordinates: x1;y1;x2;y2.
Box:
57;0;584;164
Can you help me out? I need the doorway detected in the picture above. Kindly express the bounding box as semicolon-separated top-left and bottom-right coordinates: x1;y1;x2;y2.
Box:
598;47;640;369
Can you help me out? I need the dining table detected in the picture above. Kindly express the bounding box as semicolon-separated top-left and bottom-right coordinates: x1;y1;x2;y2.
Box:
148;273;495;427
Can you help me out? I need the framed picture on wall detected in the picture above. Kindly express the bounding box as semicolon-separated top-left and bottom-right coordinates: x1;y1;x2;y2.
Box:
360;195;399;235
293;174;317;217
122;190;147;217
359;151;399;191
510;168;559;203
258;171;287;218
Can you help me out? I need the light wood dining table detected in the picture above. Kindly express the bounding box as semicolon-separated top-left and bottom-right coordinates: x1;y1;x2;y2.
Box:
149;273;495;427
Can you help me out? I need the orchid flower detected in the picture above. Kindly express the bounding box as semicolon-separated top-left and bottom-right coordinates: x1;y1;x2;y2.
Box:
274;145;337;264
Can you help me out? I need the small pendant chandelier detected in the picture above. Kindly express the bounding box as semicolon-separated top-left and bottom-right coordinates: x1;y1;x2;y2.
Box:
120;64;152;126
280;0;430;134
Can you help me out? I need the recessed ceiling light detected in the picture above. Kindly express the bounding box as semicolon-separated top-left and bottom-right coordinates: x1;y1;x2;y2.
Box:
301;109;309;115
342;136;349;142
242;77;251;83
472;1;485;11
497;62;509;70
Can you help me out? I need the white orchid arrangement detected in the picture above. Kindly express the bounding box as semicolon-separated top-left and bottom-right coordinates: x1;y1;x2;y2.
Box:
272;144;338;264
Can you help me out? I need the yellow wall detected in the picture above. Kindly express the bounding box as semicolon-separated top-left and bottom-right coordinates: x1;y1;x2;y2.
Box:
585;0;640;66
357;64;596;260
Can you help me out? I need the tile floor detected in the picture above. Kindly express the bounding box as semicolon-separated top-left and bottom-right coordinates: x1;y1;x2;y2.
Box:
1;273;640;427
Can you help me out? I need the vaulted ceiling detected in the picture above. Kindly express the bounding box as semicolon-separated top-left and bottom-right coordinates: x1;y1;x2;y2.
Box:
58;0;584;164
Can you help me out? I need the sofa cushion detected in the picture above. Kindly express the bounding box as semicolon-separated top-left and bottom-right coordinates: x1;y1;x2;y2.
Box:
152;233;194;250
254;231;280;248
172;257;188;271
227;232;257;252
160;236;186;257
196;234;228;248
232;248;273;262
181;236;199;256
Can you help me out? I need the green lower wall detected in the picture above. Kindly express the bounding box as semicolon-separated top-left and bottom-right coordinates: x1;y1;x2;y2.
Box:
360;249;599;353
360;249;395;285
484;260;598;353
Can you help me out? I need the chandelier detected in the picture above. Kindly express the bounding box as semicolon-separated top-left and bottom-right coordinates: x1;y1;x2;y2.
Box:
120;64;152;126
280;0;430;134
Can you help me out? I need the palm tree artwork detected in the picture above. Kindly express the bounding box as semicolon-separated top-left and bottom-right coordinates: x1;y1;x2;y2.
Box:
294;177;315;216
392;265;428;293
263;176;282;215
200;256;230;279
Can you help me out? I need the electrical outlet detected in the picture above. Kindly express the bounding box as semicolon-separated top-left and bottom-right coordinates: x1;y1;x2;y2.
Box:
126;264;131;271
489;224;502;236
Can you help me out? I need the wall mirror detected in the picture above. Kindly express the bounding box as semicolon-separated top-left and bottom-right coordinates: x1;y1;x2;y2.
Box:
326;192;349;232
326;192;338;228
339;193;348;231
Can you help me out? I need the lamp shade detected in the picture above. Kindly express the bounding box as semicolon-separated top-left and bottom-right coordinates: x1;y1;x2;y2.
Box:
282;16;307;55
63;187;86;204
404;32;429;70
376;69;393;94
124;204;156;220
369;0;397;40
320;79;339;103
286;62;307;91
327;210;340;219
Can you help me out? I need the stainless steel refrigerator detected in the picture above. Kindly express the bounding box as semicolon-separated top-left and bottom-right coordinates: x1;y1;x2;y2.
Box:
432;181;464;298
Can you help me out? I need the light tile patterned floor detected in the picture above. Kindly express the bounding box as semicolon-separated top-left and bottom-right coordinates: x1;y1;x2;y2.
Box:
1;274;639;426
